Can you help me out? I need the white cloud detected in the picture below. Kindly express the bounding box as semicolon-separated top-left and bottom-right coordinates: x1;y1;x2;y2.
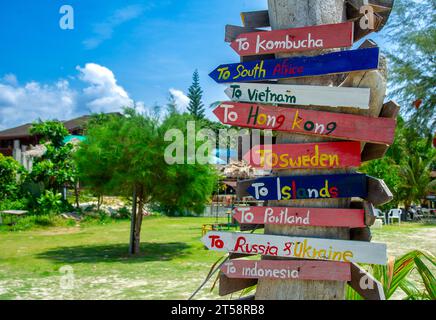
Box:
77;63;133;113
169;88;190;111
0;63;136;130
0;78;77;130
134;101;147;114
83;5;146;49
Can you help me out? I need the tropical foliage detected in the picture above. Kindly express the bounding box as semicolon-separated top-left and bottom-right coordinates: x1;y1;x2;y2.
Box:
385;0;436;129
346;250;436;300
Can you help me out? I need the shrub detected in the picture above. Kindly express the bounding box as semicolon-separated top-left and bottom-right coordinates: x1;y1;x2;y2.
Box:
8;215;58;231
0;154;26;200
0;198;28;211
115;207;131;219
35;190;63;215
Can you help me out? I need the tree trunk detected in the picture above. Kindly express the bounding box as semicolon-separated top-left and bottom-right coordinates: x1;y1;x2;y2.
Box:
74;181;80;209
255;0;350;300
129;186;137;255
133;185;144;254
97;195;103;211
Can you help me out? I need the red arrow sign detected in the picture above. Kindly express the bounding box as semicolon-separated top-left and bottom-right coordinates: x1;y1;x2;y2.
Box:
231;22;354;56
213;102;396;145
233;206;365;228
221;260;351;281
243;141;361;169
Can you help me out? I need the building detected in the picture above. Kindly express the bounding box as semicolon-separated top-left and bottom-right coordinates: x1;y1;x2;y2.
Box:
0;115;100;170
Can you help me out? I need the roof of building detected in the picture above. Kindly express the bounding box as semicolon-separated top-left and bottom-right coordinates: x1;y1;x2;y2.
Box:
0;113;120;140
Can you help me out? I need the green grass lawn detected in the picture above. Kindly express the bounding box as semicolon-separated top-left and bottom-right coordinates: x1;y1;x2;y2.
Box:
0;217;434;300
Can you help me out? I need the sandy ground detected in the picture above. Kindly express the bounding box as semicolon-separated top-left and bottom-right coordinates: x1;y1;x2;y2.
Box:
0;223;434;300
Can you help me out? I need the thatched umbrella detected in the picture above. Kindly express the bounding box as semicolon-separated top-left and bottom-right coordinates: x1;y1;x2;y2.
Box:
221;160;256;179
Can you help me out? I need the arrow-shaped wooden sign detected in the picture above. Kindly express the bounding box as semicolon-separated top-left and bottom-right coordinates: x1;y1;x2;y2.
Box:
218;272;257;296
362;100;400;162
225;82;371;109
213;102;396;145
230;22;354;56
222;260;351;281
237;175;393;206
233;206;365;228
202;232;387;265
238;201;376;232
349;262;386;300
243;142;362;170
209;47;379;83
240;173;367;201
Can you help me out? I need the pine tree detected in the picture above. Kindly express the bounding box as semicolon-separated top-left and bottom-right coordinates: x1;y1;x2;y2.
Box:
187;70;205;119
385;0;435;130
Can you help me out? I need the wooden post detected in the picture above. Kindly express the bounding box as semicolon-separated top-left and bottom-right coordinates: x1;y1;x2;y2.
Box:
255;0;352;300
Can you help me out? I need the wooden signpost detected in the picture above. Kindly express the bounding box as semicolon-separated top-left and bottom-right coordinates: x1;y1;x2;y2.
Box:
201;0;396;301
243;142;362;170
236;1;394;43
209;47;380;83
221;260;351;281
233;206;365;228
242;173;367;201
230;22;354;56
224;83;371;109
202;231;387;265
213;102;396;145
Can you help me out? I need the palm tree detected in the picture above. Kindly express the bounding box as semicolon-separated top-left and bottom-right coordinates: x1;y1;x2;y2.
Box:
397;154;436;210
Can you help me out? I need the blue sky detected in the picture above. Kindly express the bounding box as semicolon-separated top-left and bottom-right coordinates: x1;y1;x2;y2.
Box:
0;0;387;130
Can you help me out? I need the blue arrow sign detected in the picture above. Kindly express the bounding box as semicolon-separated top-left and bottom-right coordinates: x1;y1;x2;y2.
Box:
209;47;379;83
244;173;368;201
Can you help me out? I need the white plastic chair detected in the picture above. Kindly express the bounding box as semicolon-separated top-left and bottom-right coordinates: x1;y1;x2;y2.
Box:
388;209;402;225
374;209;386;224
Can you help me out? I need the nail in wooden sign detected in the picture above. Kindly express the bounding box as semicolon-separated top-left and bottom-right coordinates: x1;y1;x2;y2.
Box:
233;206;365;228
213;102;396;145
202;232;387;265
230;22;354;56
244;142;362;170
225;82;370;109
222;260;352;282
241;173;367;201
209;47;379;83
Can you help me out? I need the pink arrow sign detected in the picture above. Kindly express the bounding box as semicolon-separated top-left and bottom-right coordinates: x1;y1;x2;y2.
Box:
233;206;365;228
213;102;396;145
221;260;351;281
243;141;361;169
231;22;354;56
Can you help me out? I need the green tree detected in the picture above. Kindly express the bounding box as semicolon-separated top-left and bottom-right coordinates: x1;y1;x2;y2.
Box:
187;70;205;119
30;121;69;148
29;121;78;209
385;0;436;129
166;93;178;115
0;154;26;201
75;108;218;254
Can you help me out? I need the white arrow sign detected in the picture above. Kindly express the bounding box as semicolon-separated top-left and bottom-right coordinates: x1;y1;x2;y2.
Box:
202;232;387;265
224;83;370;109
